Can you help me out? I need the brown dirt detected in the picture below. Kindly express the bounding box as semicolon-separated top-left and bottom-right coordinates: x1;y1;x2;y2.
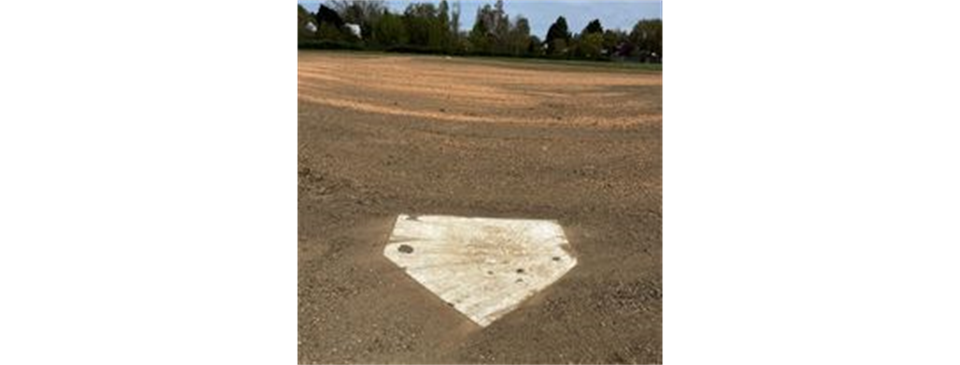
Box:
298;51;662;364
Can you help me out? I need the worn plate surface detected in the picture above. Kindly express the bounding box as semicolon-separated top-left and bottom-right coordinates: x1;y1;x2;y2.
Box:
383;214;577;327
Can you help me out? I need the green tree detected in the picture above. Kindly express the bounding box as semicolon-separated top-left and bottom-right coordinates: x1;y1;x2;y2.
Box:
528;35;543;56
630;19;662;62
508;16;532;56
468;13;492;54
549;38;567;58
298;5;316;40
402;3;438;47
653;21;663;57
326;0;385;31
317;22;345;41
372;11;408;47
583;19;604;35
437;0;452;51
492;0;510;46
545;16;571;55
340;1;364;24
451;1;461;37
599;29;622;58
439;0;450;27
578;32;604;60
469;2;512;55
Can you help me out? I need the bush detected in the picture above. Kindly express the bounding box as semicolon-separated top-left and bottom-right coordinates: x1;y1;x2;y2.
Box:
298;40;364;50
384;45;441;54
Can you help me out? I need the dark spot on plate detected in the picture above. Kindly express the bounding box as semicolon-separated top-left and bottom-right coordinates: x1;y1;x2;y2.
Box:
398;244;414;254
487;271;494;275
515;278;523;283
552;256;561;261
516;268;525;274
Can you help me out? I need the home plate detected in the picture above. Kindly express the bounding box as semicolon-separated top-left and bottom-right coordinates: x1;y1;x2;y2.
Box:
383;214;577;327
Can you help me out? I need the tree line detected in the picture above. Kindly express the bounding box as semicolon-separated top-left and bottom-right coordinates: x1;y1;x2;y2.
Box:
298;0;662;63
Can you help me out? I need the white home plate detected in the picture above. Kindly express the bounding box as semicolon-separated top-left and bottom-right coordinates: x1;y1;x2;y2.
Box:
383;214;577;327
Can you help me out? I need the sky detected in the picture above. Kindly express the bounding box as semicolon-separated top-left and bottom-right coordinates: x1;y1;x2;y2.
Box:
298;0;662;39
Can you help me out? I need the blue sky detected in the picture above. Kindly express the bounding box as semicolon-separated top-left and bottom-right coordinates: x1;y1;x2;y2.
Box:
298;0;662;38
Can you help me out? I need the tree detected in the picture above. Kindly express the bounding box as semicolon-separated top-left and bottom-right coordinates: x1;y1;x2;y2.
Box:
439;0;450;26
451;1;461;36
325;0;385;24
341;1;363;24
508;16;532;56
326;1;386;39
602;29;623;58
372;11;407;47
549;39;567;58
653;22;663;58
528;35;543;56
438;0;452;51
492;0;510;42
468;2;512;54
403;3;438;47
578;32;604;60
317;22;345;41
298;5;316;40
468;13;492;54
298;3;662;64
583;19;604;35
630;19;662;62
545;16;571;55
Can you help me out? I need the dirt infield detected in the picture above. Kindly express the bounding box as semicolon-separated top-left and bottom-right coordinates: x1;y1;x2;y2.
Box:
298;51;662;364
